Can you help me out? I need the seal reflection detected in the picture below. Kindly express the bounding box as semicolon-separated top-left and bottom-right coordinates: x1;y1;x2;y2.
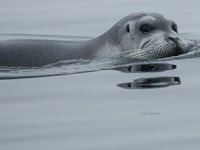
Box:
116;63;181;89
115;63;176;73
118;76;181;89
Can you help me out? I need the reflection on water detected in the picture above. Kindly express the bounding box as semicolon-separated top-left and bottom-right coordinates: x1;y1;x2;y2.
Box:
115;63;176;73
116;63;181;89
0;61;181;90
118;76;181;89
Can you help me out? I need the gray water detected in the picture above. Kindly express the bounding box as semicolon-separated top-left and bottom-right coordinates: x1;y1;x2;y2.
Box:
1;0;200;150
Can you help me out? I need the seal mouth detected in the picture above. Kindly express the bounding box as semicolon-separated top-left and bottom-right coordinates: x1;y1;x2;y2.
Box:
173;46;183;56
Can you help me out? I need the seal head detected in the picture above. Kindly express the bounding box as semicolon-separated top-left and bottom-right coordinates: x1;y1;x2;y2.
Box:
101;12;193;60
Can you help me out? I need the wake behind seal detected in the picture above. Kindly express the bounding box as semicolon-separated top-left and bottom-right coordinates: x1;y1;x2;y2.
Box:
0;12;195;67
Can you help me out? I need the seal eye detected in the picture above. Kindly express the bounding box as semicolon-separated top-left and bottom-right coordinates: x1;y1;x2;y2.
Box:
126;24;130;33
140;24;152;33
172;24;178;33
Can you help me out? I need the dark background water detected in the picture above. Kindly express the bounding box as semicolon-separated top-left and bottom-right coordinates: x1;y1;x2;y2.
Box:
1;0;200;150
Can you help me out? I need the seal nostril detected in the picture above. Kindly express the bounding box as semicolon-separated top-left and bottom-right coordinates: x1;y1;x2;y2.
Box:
166;36;179;44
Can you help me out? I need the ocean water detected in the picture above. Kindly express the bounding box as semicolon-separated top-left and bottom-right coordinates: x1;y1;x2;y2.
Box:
1;0;200;150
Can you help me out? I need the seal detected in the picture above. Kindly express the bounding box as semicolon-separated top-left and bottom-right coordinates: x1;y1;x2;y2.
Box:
0;12;194;67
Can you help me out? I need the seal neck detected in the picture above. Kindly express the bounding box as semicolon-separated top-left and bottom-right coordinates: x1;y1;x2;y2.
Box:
86;24;120;49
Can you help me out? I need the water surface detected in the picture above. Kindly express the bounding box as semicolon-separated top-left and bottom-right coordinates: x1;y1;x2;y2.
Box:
1;0;200;150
